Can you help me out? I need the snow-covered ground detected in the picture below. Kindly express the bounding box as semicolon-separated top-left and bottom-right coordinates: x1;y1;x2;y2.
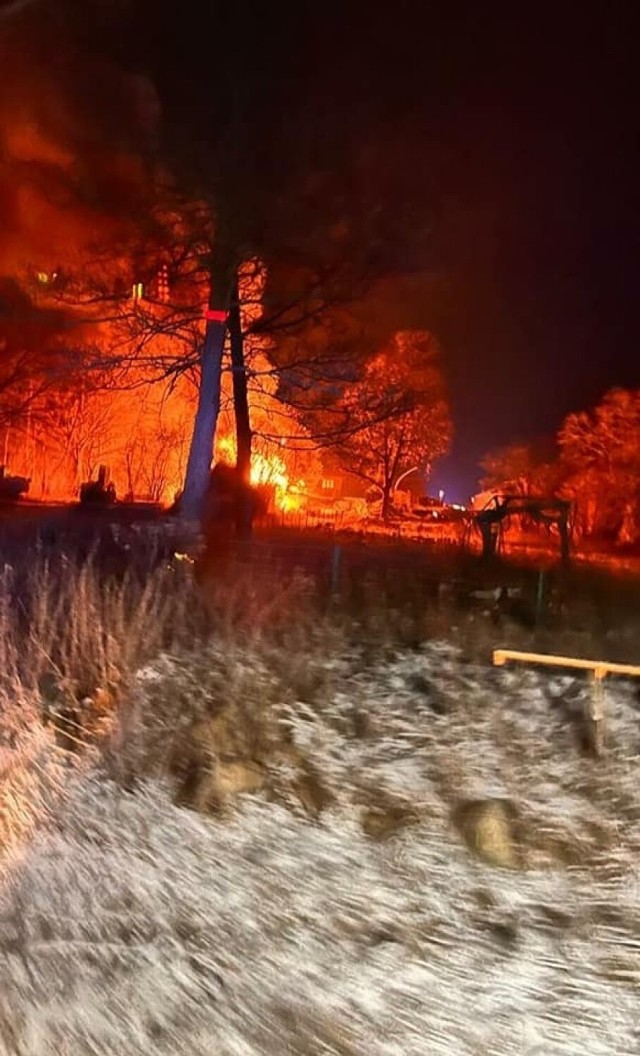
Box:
1;642;640;1055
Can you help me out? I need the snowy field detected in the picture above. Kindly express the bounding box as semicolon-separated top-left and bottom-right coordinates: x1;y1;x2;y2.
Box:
1;638;640;1055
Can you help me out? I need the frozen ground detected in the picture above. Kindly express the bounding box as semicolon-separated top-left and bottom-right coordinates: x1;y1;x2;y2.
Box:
1;641;640;1055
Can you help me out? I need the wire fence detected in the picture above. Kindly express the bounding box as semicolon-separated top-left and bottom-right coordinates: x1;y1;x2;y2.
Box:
2;502;638;619
263;507;468;545
223;534;474;603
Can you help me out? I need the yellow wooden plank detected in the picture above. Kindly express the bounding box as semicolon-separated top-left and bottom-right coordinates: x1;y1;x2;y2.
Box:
492;649;640;679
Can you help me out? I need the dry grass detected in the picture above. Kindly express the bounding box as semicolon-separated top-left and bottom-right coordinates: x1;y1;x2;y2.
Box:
1;541;637;793
2;556;198;697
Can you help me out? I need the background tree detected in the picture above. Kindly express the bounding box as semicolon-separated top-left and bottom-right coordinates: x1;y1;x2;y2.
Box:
558;388;640;542
80;5;442;524
3;4;445;523
48;382;118;489
480;438;561;496
0;9;168;484
0;277;77;429
327;331;451;520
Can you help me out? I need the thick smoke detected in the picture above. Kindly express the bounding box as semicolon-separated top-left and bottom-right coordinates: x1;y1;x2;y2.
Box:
0;4;157;275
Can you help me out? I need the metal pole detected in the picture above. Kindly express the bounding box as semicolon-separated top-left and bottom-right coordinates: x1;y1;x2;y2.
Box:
393;465;419;496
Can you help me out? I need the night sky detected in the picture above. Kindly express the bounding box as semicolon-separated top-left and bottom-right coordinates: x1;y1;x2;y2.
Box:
5;3;639;501
317;4;637;502
409;6;639;500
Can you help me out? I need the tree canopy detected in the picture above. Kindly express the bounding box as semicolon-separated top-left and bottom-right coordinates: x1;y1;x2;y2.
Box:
328;330;451;518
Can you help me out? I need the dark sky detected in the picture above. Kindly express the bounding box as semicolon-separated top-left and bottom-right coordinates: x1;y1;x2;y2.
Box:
124;2;638;500
411;6;639;500
8;2;639;501
318;4;637;501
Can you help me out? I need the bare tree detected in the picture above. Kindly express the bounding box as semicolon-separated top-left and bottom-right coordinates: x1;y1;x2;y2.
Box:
5;6;441;527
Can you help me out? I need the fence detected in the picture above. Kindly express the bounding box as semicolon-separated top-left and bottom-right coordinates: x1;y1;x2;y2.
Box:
3;505;639;639
223;534;470;603
262;507;467;545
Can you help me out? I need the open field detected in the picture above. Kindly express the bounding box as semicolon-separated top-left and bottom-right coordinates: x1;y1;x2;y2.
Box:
1;517;640;1054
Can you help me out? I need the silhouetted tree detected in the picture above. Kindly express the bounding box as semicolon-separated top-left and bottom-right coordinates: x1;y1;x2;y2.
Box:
327;331;451;519
558;388;640;542
4;5;443;528
480;439;561;496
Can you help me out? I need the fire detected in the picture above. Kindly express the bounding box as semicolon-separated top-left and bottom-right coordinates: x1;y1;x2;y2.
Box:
216;435;306;513
250;451;288;491
252;454;307;513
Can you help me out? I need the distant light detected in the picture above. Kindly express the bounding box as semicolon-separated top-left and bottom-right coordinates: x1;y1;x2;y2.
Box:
438;489;445;502
132;282;144;300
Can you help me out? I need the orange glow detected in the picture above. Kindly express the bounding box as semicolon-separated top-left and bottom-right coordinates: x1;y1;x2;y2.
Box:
3;119;74;169
1;101;319;508
216;434;307;512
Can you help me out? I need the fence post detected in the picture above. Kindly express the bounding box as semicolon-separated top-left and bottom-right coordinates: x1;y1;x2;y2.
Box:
330;544;342;594
535;569;545;623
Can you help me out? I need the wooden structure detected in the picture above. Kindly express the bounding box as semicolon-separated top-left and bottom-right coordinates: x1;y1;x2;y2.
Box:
474;494;571;560
493;648;640;755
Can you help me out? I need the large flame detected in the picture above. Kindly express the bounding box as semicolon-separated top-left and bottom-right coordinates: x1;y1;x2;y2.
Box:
216;435;306;512
1;76;315;508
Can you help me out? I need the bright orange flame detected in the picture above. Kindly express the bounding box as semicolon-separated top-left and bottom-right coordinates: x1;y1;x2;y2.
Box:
250;450;287;490
216;435;306;512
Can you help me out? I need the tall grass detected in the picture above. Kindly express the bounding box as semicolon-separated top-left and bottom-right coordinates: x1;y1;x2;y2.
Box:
1;556;201;703
1;530;638;799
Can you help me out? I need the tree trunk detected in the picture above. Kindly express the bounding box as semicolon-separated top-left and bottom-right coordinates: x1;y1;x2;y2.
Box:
180;241;237;527
381;484;393;521
228;271;254;539
180;316;227;524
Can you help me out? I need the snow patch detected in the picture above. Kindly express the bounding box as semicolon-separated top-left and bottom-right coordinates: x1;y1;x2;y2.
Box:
1;643;640;1054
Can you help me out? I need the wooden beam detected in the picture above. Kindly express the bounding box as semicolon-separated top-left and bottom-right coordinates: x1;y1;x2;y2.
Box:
492;647;640;757
493;649;640;681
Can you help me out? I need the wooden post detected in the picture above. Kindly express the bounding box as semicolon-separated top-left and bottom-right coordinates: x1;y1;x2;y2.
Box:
330;544;342;594
535;570;545;623
493;649;640;756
